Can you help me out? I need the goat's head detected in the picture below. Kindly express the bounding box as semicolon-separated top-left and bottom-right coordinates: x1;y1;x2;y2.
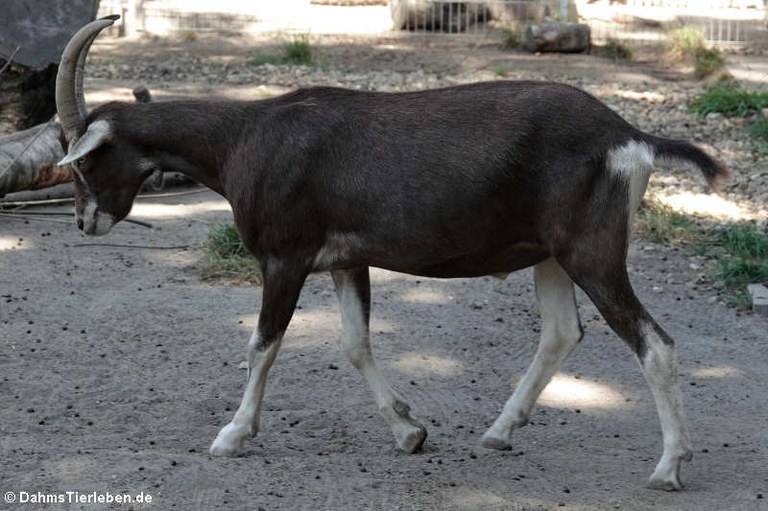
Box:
57;15;161;236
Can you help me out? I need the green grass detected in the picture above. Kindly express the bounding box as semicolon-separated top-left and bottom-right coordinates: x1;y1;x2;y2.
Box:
665;27;724;79
636;197;697;244
636;199;768;309
592;39;633;60
746;118;768;154
198;224;262;284
494;67;509;78
665;27;705;62
689;85;768;117
711;224;768;307
500;26;522;50
249;34;313;66
693;47;725;79
249;53;284;66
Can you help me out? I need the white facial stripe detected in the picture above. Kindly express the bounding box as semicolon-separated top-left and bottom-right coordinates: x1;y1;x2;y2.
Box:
81;198;115;236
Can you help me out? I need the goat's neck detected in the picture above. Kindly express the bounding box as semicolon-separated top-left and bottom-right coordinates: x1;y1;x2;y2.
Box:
118;101;249;196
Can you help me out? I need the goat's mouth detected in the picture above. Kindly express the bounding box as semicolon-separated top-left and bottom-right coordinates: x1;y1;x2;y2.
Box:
77;201;115;236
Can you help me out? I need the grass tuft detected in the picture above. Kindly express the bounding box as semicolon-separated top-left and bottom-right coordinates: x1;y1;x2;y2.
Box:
688;85;768;117
746;118;768;154
712;224;768;307
665;27;705;62
665;27;724;79
693;47;725;79
500;26;522;50
635;196;696;244
198;224;262;284
592;39;633;60
250;34;313;66
283;34;313;65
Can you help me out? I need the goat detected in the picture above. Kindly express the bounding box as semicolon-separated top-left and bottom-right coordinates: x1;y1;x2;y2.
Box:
57;16;729;490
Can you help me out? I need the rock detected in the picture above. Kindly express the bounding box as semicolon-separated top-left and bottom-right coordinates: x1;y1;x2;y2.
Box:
747;284;768;316
525;22;590;54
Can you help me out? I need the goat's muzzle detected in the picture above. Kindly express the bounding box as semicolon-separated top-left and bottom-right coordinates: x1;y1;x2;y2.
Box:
78;200;115;236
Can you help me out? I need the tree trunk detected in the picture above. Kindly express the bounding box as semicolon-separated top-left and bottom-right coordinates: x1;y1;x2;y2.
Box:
0;62;58;134
0;0;101;133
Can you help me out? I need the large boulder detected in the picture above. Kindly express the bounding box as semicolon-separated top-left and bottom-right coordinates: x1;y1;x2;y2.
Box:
525;21;591;53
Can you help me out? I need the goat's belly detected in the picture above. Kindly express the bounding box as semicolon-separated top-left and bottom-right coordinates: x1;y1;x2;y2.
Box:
386;242;549;279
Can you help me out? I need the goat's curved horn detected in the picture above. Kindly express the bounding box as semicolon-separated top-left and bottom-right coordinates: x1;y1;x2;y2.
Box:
56;15;120;143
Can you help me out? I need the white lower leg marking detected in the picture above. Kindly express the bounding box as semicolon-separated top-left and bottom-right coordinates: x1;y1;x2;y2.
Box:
210;333;283;457
483;258;583;449
334;270;426;453
638;322;692;490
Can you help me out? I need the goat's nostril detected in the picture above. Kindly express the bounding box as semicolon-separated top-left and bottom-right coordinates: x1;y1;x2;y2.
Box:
76;218;84;230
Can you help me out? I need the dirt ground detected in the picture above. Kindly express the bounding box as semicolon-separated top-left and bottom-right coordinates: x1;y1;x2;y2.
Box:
2;34;768;511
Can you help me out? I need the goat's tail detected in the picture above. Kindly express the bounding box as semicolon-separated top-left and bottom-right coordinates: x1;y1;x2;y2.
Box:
644;134;731;192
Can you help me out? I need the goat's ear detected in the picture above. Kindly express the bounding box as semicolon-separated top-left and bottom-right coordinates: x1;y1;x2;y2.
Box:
58;120;112;166
150;168;164;190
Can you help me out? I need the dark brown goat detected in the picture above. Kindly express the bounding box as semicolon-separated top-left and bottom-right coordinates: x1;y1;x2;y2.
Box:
57;16;729;490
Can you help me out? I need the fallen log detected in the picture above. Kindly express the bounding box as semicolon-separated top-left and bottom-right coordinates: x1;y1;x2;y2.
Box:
0;122;70;198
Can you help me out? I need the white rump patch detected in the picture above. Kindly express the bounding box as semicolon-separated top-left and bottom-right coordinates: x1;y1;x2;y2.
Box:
607;140;655;229
607;140;655;178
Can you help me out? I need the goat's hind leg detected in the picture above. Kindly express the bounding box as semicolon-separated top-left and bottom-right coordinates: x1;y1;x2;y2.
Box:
332;267;427;453
210;262;307;457
560;252;692;490
482;257;584;450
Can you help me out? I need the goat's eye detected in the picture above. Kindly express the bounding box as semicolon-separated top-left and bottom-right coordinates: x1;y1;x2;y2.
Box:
76;157;87;166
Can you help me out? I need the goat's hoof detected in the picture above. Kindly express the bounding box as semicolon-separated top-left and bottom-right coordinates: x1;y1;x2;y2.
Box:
480;431;513;451
647;449;691;491
647;476;682;491
394;424;428;454
209;423;247;457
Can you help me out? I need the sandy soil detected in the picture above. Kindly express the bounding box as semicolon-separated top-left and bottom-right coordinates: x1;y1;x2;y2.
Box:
1;35;767;511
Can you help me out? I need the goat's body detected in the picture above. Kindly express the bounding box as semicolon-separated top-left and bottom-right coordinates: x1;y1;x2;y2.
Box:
99;81;710;280
67;58;727;489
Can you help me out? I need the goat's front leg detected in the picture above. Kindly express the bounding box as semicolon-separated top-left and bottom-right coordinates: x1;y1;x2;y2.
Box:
483;258;583;449
210;261;307;457
332;267;427;453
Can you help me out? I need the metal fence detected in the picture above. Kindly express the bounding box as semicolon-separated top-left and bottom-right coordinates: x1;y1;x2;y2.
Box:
99;0;768;47
581;0;767;46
